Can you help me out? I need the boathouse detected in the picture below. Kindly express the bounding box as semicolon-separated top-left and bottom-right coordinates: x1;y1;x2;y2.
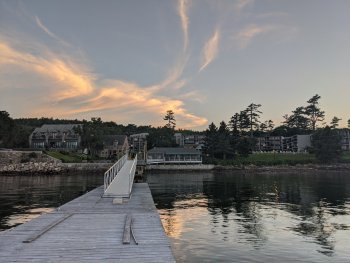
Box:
147;147;202;165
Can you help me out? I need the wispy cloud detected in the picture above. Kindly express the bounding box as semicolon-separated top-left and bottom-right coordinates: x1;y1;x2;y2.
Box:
0;38;207;129
199;29;220;72
178;0;190;52
35;16;70;47
0;2;208;129
235;24;298;49
234;0;254;13
0;41;94;100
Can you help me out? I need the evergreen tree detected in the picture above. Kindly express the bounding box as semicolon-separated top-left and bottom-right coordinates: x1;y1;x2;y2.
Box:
238;110;250;133
245;103;262;137
305;94;325;131
330;116;341;129
312;126;342;162
236;137;256;157
163;110;176;129
216;121;232;160
283;107;309;131
204;122;218;158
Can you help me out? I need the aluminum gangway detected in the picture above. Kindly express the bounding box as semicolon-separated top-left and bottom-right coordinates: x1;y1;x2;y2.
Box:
103;154;138;198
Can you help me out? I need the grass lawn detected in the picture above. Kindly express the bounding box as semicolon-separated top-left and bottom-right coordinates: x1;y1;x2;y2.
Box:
45;151;85;163
213;152;350;166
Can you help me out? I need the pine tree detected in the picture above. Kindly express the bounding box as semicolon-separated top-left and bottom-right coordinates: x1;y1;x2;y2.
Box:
163;110;176;129
305;94;325;131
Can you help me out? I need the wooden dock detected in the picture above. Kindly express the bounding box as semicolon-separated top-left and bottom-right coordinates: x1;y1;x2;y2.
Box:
0;183;175;262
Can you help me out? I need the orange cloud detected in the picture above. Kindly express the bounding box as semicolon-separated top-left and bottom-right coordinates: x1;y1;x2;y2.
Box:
0;40;207;129
0;41;94;100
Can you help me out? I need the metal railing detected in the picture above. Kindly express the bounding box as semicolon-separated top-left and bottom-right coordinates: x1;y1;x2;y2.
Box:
104;154;128;192
128;154;138;196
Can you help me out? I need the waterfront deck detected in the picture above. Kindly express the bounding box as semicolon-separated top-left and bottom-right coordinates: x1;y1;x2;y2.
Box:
0;183;175;262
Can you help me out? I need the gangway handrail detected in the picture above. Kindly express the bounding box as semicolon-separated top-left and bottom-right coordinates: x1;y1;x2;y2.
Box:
128;154;138;196
104;154;128;192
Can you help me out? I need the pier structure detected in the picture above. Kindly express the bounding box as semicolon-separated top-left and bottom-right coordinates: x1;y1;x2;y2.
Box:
0;154;175;262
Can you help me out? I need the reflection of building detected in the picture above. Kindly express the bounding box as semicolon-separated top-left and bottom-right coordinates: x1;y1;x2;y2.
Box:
255;136;283;152
338;129;350;151
147;147;202;164
174;133;205;149
29;124;82;150
129;133;148;160
282;135;311;152
99;135;129;158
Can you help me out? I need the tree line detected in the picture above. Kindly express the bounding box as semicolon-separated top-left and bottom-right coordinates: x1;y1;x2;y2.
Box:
203;94;349;162
0;111;183;151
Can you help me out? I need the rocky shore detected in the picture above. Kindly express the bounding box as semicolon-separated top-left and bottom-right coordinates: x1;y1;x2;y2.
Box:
0;150;111;175
0;161;64;174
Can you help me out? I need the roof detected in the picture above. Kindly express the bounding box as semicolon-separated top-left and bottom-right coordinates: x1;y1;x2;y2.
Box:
102;135;128;145
32;124;82;133
130;133;149;138
148;147;200;155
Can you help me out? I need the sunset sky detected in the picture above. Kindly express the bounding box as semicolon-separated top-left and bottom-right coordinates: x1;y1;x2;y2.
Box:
1;0;350;130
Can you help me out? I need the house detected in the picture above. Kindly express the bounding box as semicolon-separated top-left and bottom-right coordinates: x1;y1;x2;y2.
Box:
129;133;148;160
29;124;82;150
255;136;283;152
99;135;129;158
338;129;350;151
282;135;311;152
174;133;205;149
147;147;202;165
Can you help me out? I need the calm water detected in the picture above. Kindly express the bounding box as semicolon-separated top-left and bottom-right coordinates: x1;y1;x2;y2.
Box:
0;173;103;230
147;171;350;263
1;171;350;262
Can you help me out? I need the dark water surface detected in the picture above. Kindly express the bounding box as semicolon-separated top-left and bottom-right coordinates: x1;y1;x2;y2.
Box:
0;173;103;231
1;171;350;262
147;171;350;263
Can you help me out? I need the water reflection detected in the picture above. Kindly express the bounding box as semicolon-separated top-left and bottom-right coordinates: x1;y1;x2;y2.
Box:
148;171;350;262
0;173;103;231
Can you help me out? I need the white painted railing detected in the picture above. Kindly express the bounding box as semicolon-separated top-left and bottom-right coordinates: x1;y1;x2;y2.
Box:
128;154;138;195
104;154;128;192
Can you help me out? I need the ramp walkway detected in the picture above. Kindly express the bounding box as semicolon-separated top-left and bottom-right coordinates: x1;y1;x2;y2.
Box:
103;154;137;198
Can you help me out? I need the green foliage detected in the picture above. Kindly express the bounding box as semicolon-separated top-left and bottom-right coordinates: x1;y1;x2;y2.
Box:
330;116;341;128
204;122;218;158
213;153;317;166
305;94;325;131
147;127;176;148
245;103;262;136
163;110;176;129
216;121;233;159
236;137;255;157
0;111;32;148
45;151;84;163
312;126;342;163
75;118;104;156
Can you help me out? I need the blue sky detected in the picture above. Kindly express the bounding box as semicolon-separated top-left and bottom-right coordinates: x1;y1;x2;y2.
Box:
1;0;350;130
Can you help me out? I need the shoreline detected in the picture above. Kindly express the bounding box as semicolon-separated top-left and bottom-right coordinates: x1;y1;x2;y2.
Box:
2;162;350;175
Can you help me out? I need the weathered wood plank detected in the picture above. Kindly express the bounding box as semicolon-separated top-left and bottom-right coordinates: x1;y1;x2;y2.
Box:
122;214;132;244
23;213;72;243
0;183;175;262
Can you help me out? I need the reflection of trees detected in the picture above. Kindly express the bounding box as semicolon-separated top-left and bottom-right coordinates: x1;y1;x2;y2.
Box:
204;173;267;248
148;170;350;255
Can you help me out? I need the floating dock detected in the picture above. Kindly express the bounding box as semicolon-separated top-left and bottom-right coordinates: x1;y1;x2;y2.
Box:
0;183;175;262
